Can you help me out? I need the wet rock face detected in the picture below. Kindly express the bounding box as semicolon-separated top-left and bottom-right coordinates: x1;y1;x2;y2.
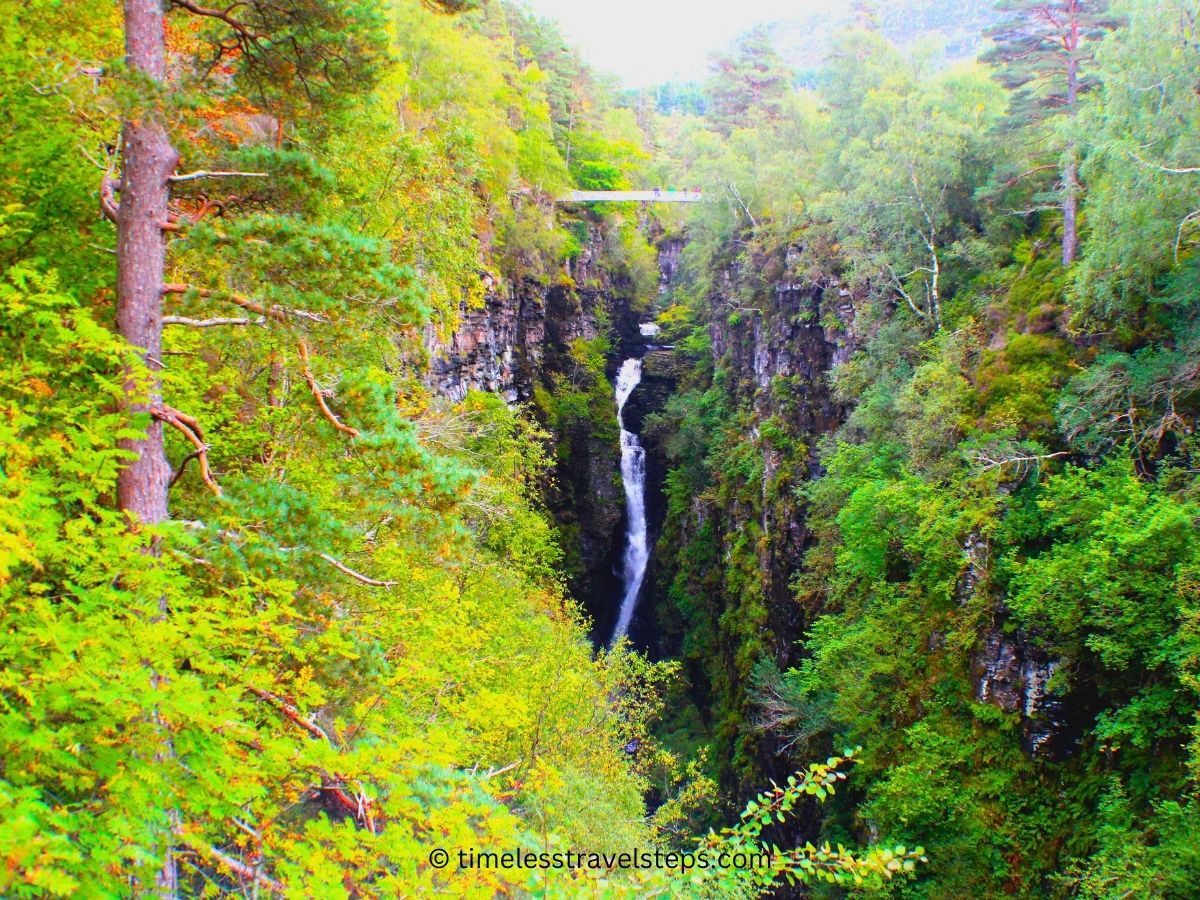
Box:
423;278;548;404
423;268;624;635
703;275;859;655
973;630;1071;758
657;237;685;295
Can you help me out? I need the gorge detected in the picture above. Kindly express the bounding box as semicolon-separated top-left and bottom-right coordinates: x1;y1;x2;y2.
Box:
7;0;1200;896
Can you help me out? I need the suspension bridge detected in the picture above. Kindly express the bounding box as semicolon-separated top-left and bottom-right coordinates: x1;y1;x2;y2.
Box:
556;189;704;203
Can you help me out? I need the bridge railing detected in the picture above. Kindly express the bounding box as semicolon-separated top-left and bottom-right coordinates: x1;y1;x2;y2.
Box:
555;189;704;203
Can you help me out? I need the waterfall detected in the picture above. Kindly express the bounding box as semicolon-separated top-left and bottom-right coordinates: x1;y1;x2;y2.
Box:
611;358;649;644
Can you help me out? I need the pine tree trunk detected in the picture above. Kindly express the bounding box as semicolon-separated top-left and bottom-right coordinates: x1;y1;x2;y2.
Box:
1062;149;1079;267
119;2;179;895
117;0;176;528
1062;17;1080;267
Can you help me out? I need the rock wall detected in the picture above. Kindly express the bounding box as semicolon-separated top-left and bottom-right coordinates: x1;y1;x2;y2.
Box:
421;225;664;639
422;276;547;403
656;239;1075;785
695;261;859;661
422;225;612;404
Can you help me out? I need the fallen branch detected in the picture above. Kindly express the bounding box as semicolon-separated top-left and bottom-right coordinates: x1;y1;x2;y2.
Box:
297;340;361;438
151;405;222;496
162;283;326;324
248;688;378;833
481;761;521;780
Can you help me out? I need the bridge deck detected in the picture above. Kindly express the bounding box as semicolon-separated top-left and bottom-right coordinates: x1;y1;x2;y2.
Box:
556;190;704;203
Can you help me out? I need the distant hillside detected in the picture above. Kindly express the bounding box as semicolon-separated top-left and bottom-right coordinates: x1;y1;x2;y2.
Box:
635;1;1001;114
767;0;1001;80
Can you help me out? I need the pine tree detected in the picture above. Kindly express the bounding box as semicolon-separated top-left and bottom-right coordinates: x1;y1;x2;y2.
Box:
705;26;794;135
983;1;1123;266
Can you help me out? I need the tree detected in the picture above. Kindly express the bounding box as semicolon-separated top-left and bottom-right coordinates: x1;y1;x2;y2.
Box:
108;2;426;892
983;1;1122;266
116;0;175;534
1072;0;1200;326
112;0;400;535
705;27;794;135
820;62;1005;331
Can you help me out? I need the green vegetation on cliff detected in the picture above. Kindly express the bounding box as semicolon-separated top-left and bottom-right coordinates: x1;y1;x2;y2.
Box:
648;2;1200;897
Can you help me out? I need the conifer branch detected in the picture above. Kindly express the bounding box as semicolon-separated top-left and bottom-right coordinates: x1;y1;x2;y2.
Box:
169;0;265;39
162;283;326;324
296;340;361;438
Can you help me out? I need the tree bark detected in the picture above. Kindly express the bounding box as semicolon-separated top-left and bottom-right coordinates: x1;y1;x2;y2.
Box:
1061;7;1081;267
118;0;177;529
1062;150;1079;267
119;2;180;896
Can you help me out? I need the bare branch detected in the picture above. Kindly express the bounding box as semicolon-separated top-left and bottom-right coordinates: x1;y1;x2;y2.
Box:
100;175;120;224
248;687;333;743
170;170;268;183
297;340;361;439
726;182;758;229
151;405;222;496
169;0;263;37
1129;151;1200;175
318;553;398;587
164;315;265;327
188;841;283;894
884;262;929;321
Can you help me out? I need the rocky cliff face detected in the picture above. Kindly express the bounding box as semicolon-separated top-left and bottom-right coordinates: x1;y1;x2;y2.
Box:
422;226;613;404
646;242;862;794
973;629;1070;758
695;262;860;661
422;276;547;403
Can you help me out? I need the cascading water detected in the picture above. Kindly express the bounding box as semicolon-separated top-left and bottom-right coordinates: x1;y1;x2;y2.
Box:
611;357;649;644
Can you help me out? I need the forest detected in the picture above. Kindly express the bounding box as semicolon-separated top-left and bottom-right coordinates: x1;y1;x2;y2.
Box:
0;0;1198;897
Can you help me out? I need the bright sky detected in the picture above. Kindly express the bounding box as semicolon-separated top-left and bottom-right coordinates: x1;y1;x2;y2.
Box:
519;0;837;87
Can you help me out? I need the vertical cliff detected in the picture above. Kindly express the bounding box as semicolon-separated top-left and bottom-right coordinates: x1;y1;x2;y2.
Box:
648;241;860;791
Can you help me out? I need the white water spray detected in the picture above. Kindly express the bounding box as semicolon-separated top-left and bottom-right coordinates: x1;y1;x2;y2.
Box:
611;358;649;644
